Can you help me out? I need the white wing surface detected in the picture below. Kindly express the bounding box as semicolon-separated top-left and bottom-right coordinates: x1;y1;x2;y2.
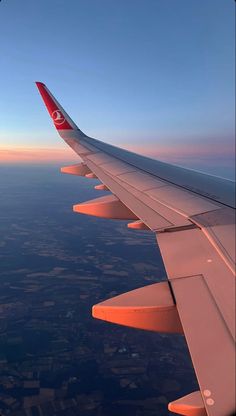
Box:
36;82;235;416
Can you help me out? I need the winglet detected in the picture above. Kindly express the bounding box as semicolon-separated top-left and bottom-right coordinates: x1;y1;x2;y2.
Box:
35;82;78;131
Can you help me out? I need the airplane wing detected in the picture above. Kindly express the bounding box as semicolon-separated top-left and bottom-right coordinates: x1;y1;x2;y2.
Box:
36;82;235;416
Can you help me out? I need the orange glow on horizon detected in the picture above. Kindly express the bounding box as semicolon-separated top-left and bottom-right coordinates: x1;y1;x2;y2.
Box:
0;147;79;164
0;143;234;165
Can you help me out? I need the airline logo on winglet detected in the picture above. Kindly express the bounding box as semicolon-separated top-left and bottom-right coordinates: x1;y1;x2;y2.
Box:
52;110;65;126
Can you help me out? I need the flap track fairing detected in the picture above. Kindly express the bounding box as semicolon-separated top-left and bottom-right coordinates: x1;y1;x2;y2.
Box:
92;282;183;334
73;194;138;220
94;184;109;191
61;163;91;176
168;391;207;416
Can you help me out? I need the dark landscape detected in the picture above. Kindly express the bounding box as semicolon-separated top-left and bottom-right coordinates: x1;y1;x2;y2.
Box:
0;165;197;416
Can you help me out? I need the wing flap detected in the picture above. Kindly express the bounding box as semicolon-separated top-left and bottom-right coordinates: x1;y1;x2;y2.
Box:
192;208;236;274
171;275;235;416
157;227;235;416
146;186;220;217
157;228;235;339
117;170;167;191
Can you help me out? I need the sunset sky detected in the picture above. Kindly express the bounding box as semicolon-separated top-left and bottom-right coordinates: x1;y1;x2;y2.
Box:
0;0;235;178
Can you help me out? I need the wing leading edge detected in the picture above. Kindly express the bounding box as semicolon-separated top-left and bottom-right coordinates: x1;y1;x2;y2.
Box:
36;82;236;416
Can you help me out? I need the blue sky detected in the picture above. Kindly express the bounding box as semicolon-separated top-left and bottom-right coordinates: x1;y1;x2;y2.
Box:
0;0;235;176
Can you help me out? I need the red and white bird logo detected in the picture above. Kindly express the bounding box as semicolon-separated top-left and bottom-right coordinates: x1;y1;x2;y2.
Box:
51;110;65;125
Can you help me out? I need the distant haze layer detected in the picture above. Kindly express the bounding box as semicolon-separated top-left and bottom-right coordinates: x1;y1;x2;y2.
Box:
0;142;234;180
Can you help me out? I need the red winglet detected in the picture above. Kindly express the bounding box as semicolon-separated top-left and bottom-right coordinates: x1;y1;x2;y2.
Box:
35;82;74;130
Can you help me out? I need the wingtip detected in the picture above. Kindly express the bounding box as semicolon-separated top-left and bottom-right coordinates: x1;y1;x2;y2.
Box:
35;81;46;88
